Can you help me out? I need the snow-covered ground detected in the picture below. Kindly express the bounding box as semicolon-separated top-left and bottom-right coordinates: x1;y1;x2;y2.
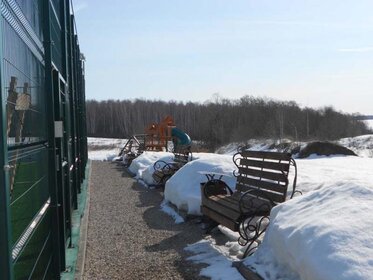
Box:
87;137;127;161
88;135;373;280
365;119;373;130
338;135;373;157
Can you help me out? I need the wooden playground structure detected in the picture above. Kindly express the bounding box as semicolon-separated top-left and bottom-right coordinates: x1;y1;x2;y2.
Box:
118;116;191;166
144;115;175;151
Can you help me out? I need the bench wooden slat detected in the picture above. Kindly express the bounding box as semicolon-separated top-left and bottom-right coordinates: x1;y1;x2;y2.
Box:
235;185;286;203
238;167;288;183
216;194;241;205
202;196;241;221
215;194;274;211
175;159;188;164
240;150;291;161
209;196;241;212
236;176;286;193
201;206;239;231
239;158;290;173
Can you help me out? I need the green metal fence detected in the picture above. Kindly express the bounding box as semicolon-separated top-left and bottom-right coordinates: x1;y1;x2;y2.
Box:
0;0;87;279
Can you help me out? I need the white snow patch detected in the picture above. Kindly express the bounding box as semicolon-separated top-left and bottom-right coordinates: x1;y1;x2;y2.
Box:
186;239;244;280
128;151;173;180
88;137;127;161
338;134;373;157
136;179;149;188
160;200;184;224
88;150;118;161
365;120;373;130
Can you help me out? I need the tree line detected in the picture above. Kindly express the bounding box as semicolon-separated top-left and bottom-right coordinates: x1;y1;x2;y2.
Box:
86;96;370;150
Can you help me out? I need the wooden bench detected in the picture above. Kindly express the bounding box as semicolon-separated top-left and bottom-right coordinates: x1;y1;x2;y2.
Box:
201;149;298;257
152;148;192;185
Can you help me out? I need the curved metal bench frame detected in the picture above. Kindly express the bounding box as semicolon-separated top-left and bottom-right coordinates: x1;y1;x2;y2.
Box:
201;149;298;257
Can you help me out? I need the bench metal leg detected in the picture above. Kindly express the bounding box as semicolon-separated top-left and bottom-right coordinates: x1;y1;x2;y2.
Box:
199;217;219;233
238;215;270;257
204;221;219;234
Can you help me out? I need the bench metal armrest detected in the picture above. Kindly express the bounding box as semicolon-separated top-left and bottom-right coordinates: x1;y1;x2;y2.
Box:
202;179;233;198
153;160;175;172
238;189;274;216
289;158;299;199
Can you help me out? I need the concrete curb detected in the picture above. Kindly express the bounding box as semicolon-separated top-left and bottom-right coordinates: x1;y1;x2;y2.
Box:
74;161;92;280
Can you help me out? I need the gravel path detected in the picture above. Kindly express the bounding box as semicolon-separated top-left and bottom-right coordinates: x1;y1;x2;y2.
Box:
83;161;208;280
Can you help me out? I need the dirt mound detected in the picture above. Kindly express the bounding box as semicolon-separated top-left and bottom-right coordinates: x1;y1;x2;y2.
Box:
298;141;357;158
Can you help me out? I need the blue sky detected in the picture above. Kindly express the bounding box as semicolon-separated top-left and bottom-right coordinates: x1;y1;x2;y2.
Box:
73;0;373;114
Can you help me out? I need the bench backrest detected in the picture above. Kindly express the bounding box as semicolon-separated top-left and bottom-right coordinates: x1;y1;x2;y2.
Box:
233;150;292;204
173;149;191;165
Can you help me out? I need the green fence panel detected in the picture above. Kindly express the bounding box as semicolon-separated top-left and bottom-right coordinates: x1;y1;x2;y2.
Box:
0;0;87;278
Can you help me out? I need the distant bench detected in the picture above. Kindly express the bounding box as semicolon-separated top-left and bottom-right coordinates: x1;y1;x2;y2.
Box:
152;148;192;185
201;149;298;257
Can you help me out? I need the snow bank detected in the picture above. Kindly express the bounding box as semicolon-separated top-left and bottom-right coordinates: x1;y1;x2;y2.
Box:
164;153;236;215
245;182;373;280
338;134;373;157
244;155;373;280
128;151;173;181
295;156;372;194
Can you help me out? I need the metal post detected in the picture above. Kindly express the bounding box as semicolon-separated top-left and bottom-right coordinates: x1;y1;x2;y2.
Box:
68;14;78;208
0;7;14;279
43;0;62;277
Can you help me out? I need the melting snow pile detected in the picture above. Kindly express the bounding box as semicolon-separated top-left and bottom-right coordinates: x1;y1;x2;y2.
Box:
164;153;236;215
338;134;373;157
128;151;173;181
245;182;373;280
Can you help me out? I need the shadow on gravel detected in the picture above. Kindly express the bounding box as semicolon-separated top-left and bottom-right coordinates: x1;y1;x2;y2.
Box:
133;181;210;279
111;161;135;178
131;183;164;208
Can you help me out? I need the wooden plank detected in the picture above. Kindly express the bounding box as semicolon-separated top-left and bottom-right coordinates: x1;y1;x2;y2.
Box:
240;150;291;161
236;176;287;193
209;196;241;212
239;158;290;173
217;193;274;214
202;197;241;220
238;167;288;183
215;194;241;205
201;206;239;231
234;186;285;203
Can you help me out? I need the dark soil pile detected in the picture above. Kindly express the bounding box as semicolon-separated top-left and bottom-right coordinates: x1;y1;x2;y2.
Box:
298;141;357;158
